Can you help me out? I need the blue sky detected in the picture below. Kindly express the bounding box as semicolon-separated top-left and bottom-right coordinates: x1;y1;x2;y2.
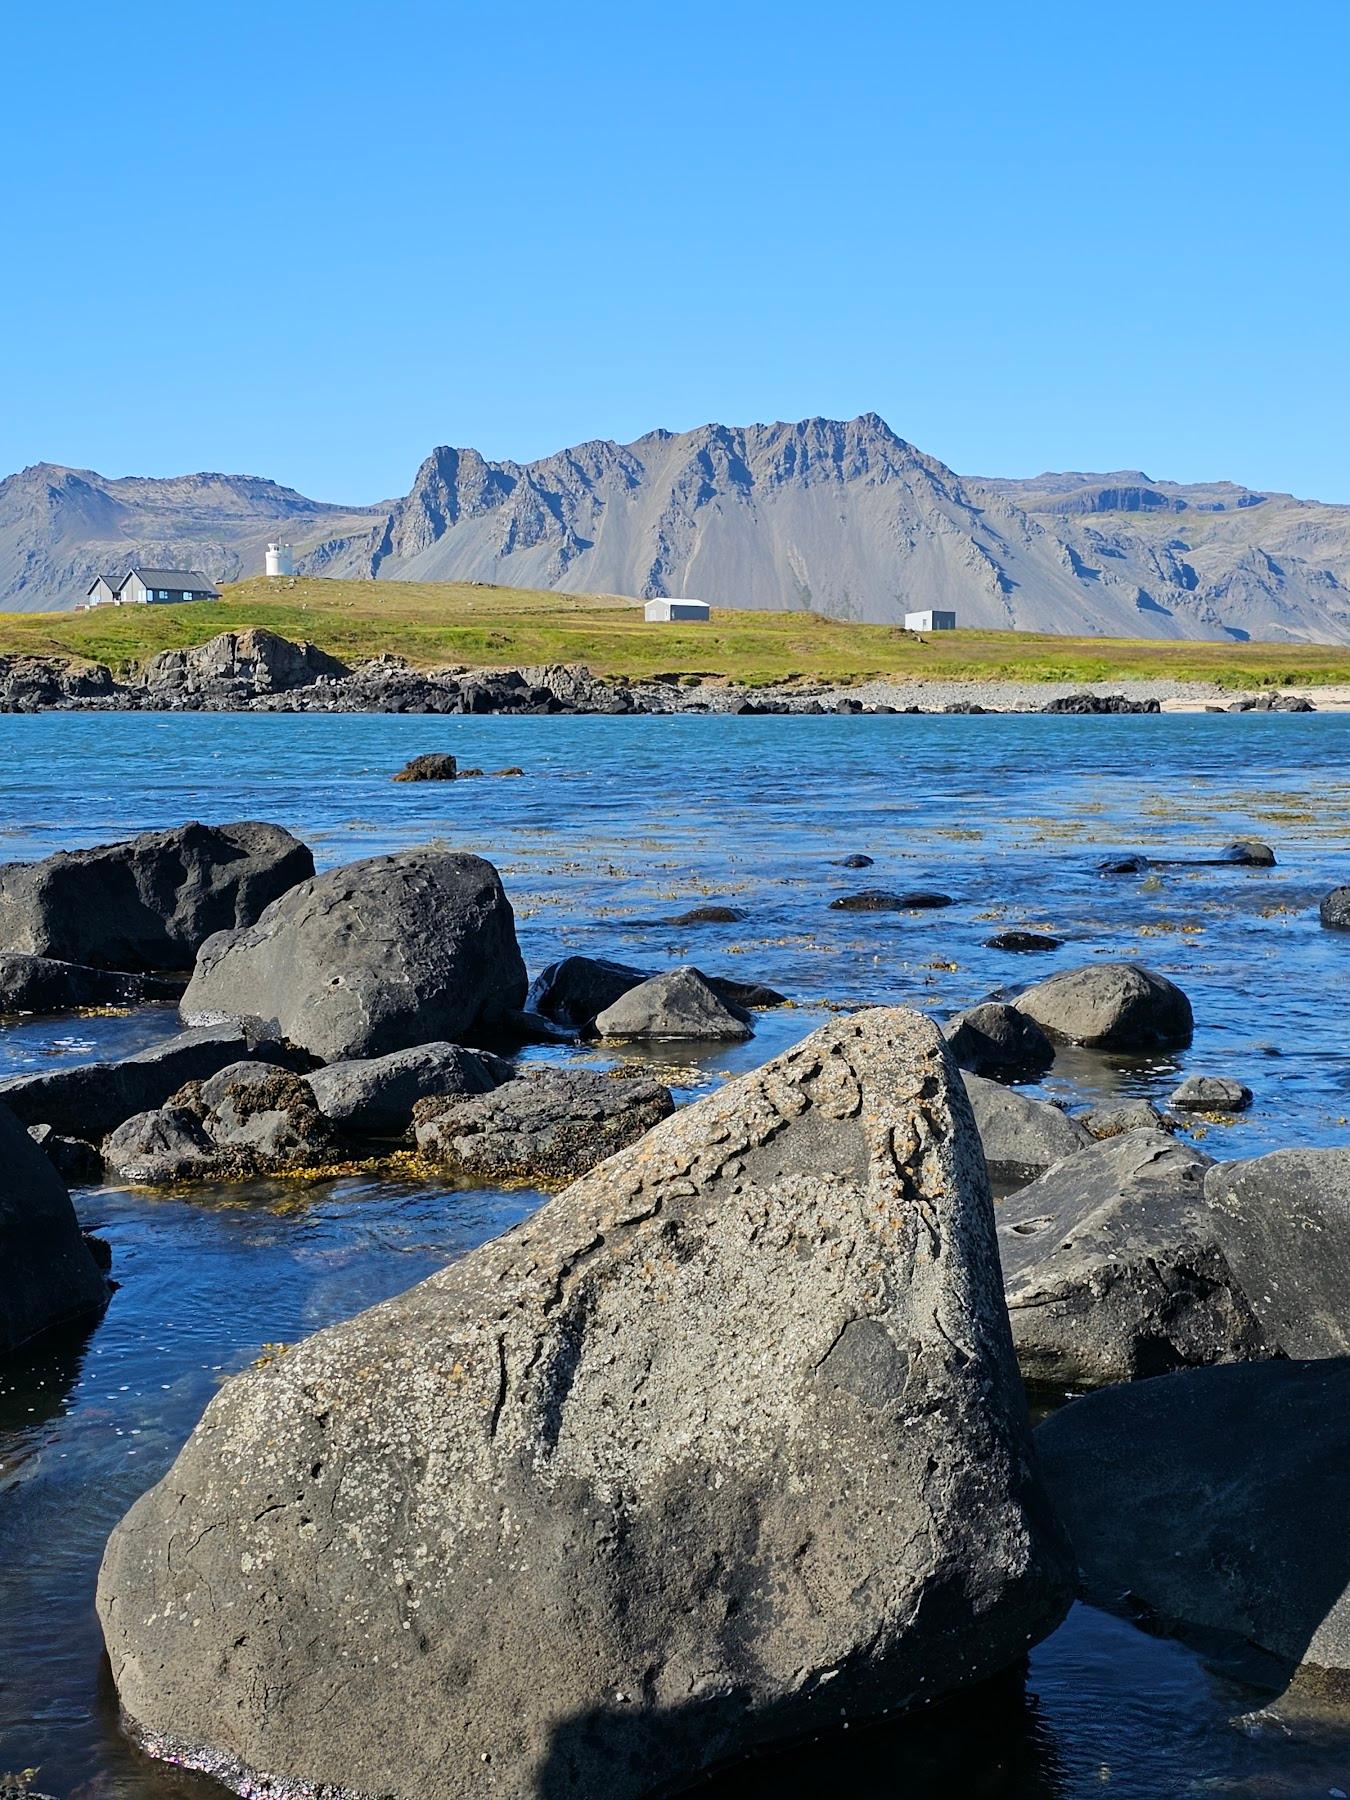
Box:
4;1;1348;501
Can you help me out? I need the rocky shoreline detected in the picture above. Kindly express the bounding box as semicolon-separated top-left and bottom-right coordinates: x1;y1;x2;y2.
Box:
0;815;1347;1795
0;626;1329;716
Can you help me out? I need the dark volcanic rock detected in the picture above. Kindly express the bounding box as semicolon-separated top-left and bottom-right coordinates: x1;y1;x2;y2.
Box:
1098;854;1151;876
1042;693;1160;715
666;905;750;925
1081;1098;1170;1139
985;930;1064;953
0;1022;304;1140
306;1042;514;1135
393;752;458;782
1;1100;110;1356
414;1067;674;1184
98;1009;1072;1800
0;653;120;711
1320;887;1350;929
829;889;954;912
1013;962;1193;1050
103;1064;336;1185
1036;1359;1350;1686
962;1072;1091;1186
1169;1074;1253;1114
591;967;752;1041
0;952;161;1014
0;821;313;972
181;849;527;1062
943;1002;1055;1079
831;853;875;868
139;629;349;698
997;1130;1268;1387
1203;1148;1350;1358
525;955;650;1031
27;1123;103;1184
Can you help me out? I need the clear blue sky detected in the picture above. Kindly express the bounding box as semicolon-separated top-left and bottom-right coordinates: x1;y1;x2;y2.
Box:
4;0;1348;502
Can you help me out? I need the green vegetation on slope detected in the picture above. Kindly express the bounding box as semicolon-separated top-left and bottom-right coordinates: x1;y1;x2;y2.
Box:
3;575;1350;689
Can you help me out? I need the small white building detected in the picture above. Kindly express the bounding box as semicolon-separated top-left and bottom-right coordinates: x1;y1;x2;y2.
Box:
644;597;711;623
86;568;222;607
265;542;295;577
904;609;957;632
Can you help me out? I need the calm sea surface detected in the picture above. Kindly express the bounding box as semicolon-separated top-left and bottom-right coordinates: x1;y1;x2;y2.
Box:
1;711;1348;1797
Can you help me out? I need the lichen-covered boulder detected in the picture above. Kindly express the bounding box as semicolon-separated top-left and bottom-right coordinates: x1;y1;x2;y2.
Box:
1;1101;109;1356
181;849;528;1062
98;1009;1072;1799
0;821;313;971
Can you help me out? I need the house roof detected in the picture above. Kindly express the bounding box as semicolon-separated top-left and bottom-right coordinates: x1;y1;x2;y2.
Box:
118;568;220;595
86;575;115;593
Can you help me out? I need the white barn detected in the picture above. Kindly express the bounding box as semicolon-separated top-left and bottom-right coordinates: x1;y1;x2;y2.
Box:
87;568;222;607
904;609;957;631
644;597;710;623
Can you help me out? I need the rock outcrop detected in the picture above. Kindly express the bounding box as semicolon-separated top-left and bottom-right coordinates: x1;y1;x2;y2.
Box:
1013;963;1193;1050
98;1008;1072;1799
139;629;348;698
0;821;313;971
1036;1359;1350;1689
181;849;527;1062
997;1130;1269;1386
1;1100;109;1356
392;752;459;781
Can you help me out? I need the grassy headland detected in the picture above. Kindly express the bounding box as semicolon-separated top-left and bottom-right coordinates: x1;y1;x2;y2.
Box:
3;575;1350;690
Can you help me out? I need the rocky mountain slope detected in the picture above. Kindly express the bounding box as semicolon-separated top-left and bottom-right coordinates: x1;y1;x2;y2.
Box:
0;464;382;613
6;418;1350;643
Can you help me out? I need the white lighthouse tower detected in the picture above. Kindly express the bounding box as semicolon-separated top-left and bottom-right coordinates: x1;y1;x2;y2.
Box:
265;542;295;578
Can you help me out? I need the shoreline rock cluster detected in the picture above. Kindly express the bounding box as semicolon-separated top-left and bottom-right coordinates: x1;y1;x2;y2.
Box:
0;627;1325;716
1;816;1348;1793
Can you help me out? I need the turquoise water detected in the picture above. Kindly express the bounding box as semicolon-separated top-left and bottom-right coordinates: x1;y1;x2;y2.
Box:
1;710;1348;1796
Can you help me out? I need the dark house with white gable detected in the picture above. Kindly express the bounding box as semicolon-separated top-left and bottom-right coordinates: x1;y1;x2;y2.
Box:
86;568;221;607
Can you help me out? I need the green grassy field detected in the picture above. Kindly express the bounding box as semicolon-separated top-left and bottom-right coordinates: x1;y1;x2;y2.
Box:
3;575;1349;689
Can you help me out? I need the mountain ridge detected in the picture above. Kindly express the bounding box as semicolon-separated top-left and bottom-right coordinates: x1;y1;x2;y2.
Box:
5;416;1350;643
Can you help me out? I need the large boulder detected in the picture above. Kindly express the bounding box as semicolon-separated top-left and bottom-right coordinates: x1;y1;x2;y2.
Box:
0;1022;305;1140
98;1009;1073;1798
1320;886;1350;929
591;966;752;1041
1036;1359;1350;1688
0;952;161;1014
413;1067;673;1184
305;1042;513;1135
997;1130;1268;1387
181;849;528;1062
961;1072;1091;1185
525;955;649;1030
1;1100;109;1356
1202;1148;1350;1358
1013;962;1193;1050
943;1002;1054;1078
0;822;313;972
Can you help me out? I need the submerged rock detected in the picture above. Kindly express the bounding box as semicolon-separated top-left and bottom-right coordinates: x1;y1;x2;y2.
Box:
1;1100;110;1356
831;852;875;868
0;821;314;972
1170;1074;1253;1114
98;1008;1072;1798
1081;1097;1170;1139
392;752;458;781
0;1023;305;1140
830;889;953;911
984;930;1063;953
1036;1359;1350;1687
181;849;528;1062
665;904;749;925
943;1002;1054;1079
961;1072;1090;1186
306;1042;513;1135
591;966;752;1041
413;1067;673;1184
998;1130;1268;1387
1013;962;1193;1050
